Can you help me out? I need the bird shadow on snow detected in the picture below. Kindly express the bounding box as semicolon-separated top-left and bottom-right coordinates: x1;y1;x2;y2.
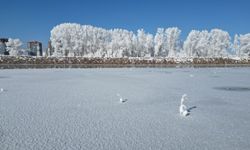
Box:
188;106;197;112
186;106;197;116
116;93;128;103
120;98;128;103
0;88;7;93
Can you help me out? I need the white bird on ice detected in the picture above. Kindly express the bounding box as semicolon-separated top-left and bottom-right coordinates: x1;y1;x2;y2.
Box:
0;88;4;92
117;93;127;103
179;94;189;116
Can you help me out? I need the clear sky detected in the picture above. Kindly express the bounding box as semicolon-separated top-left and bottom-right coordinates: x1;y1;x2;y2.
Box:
1;0;250;48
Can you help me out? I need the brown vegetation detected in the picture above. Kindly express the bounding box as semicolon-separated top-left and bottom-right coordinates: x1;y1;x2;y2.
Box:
0;56;249;68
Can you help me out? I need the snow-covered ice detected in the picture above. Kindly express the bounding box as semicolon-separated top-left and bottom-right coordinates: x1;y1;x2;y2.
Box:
0;67;250;150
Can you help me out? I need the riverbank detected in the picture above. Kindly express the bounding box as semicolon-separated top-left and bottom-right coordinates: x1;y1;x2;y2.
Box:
0;56;249;69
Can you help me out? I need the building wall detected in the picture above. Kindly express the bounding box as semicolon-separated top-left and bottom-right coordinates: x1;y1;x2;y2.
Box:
27;41;42;56
0;38;8;55
46;40;54;56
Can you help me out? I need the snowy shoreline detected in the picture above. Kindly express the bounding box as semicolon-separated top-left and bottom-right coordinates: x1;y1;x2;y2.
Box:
1;64;250;69
0;56;249;69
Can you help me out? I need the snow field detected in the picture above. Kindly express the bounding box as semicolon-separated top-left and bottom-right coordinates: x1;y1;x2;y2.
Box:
0;67;250;149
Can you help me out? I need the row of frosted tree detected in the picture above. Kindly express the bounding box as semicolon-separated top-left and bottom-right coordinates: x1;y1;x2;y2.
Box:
50;23;250;58
4;23;250;58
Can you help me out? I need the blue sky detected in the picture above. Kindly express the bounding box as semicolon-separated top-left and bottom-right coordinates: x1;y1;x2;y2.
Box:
1;0;250;48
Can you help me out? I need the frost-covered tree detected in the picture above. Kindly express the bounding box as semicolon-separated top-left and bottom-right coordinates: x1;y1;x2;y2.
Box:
6;38;23;56
153;27;181;57
50;23;249;58
136;29;154;57
234;34;239;56
234;33;250;57
165;27;181;57
184;29;230;57
51;23;87;57
137;29;147;57
209;29;230;57
51;23;111;57
154;28;166;57
145;34;154;57
183;30;210;57
109;29;134;57
50;23;183;58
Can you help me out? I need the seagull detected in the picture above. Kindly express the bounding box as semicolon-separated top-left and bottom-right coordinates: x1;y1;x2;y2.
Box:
179;94;189;116
117;93;127;103
0;88;4;92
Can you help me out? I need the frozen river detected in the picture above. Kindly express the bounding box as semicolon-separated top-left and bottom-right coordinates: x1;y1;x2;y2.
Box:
0;67;250;150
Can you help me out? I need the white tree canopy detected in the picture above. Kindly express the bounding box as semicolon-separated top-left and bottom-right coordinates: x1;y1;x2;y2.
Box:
50;23;183;58
209;29;231;57
49;23;250;58
184;29;231;57
165;27;181;57
6;38;23;56
184;30;209;57
234;33;250;57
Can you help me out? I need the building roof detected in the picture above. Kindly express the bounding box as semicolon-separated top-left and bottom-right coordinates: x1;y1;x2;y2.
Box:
0;38;8;42
27;40;42;44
